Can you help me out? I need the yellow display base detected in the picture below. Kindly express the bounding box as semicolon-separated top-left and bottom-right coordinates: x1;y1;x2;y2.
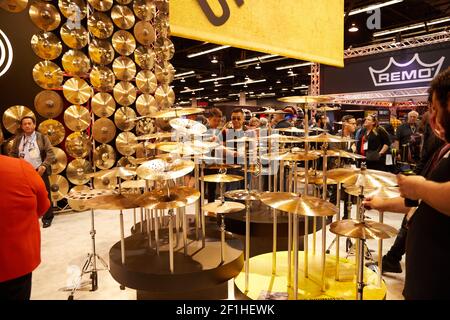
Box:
234;251;387;300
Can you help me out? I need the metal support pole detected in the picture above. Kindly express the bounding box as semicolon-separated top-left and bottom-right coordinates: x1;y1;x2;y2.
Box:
154;209;160;255
220;213;226;264
169;212;174;274
244;200;250;293
293;214;299;299
335;183;341;280
201;162;206;247
119;210;125;265
378;211;384;287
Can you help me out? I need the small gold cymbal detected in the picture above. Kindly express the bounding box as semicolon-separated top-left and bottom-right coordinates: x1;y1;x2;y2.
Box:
88;0;113;12
88;38;115;65
157;141;208;156
111;4;135;30
134;46;155;70
201;174;243;183
29;1;61;31
62;49;91;76
121;179;147;189
112;30;136;56
88;12;114;39
31;31;62;60
154;37;174;61
136;70;157;94
2;105;35;134
93;175;117;190
224;190;260;201
202;201;245;214
134;20;155;46
88;166;136;179
49;174;69;201
114;106;136;131
34;90;63;118
66;131;91;159
92;118;116;144
93;143;116;169
154;85;175;108
91;92;116;117
117;156;137;173
60;22;88;49
133;0;155;21
90;65;115;92
67;158;93;185
50;147;67;174
63;77;93;105
137;186;200;210
64;105;90;132
112;56;136;81
116;132;137;156
155;62;175;84
32;60;63;90
136;94;157;116
330;220;398;240
38;119;65;146
0;0;28;13
113;81;137;107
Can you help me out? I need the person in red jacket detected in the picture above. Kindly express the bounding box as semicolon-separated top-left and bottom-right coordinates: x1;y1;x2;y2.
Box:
0;155;50;300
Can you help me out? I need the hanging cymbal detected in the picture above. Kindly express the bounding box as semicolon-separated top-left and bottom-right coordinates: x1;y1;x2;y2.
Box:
88;12;114;39
38;119;65;146
62;49;91;76
66;158;93;185
113;81;137;107
49;175;69;202
133;0;155;21
88;38;115;65
49;147;67;175
31;31;62;60
67;185;91;211
29;1;61;31
92;118;116;144
112;56;136;81
64;105;90;132
330;220;398;240
93;175;117;190
133;20;155;46
137;186;200;210
60;22;88;49
34;90;63;118
203;201;245;214
114;107;136;131
111;4;135;29
151;107;204;119
112;30;136;56
116;132;138;156
136;70;157;94
90;65;115;92
134;46;155;70
304;133;356;143
2;105;35;134
88;0;113;12
169;118;207;135
58;0;87;21
327;168;397;189
278;96;334;104
32;60;63;89
206;163;241;170
154;37;174;61
88;166;136;180
224;190;260;201
92;92;116;118
345;186;400;198
136;94;157;116
136;158;195;181
85;193;140;210
65;131;91;159
93;143;116;170
201;174;243;183
155;62;175;84
0;0;28;13
63;77;92;105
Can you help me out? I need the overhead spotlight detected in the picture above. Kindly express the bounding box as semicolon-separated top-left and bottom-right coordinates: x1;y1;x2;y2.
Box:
244;84;248;88
180;78;186;83
255;63;261;70
245;75;250;81
211;56;218;64
349;23;359;32
288;69;294;75
214;81;218;85
214;89;218;92
211;73;217;77
269;86;273;90
276;80;281;84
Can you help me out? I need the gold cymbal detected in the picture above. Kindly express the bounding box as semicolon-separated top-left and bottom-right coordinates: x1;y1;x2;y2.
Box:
136;131;172;141
0;0;28;13
330;220;398;240
155;85;175;108
31;31;62;60
155;62;175;84
2;105;35;134
314;149;365;160
298;172;338;185
58;0;87;21
92;92;116;117
88;166;136;180
92;118;116;144
38;119;65;146
154;37;174;61
136;158;195;181
114;107;136;131
137;186;200;210
278;96;334;104
206;163;241;170
60;22;88;49
32;60;63;89
49;174;69;201
113;81;137;106
327;168;397;188
64;105;90;131
117;156;138;174
201;174;243;183
66;187;117;200
88;12;113;39
260;192;338;217
134;20;155;46
85;193;140;210
169;118;207;135
88;0;113;12
88;38;115;65
284;151;319;161
277;127;305;134
156;141;208;156
136;94;157;116
152;107;204;119
111;4;135;29
312;105;341;111
63;77;92;105
67;158;93;185
116;0;132;4
134;46;155;70
34;90;63;118
224;190;260;201
136;70;157;94
308;127;329;133
304;133;356;143
112;56;136;81
121;179;147;189
93;143;116;170
133;0;155;21
94;175;117;190
259;134;304;143
154;12;170;34
116;132;137;156
29;1;61;31
345;186;400;198
203;201;245;214
90;65;115;92
50;147;67;175
65;131;91;158
62;49;91;76
111;30;136;56
67;185;91;211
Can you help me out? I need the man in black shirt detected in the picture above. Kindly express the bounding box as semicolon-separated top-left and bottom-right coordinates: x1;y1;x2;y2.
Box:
395;111;420;163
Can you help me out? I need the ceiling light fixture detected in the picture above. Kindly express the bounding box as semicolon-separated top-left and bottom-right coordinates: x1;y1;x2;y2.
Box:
349;23;359;32
187;45;231;58
347;0;403;16
180;88;205;93
255;63;261;69
211;73;217;77
174;71;195;78
293;85;309;90
211;56;218;64
276;80;281;84
276;62;313;71
180;78;186;83
199;75;235;83
231;79;267;86
235;54;279;65
373;16;450;37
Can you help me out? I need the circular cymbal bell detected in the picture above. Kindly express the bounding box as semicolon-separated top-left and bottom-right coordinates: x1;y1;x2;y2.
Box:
31;31;62;60
134;46;155;70
50;147;67;174
201;174;243;183
114;106;136;131
94;175;117;190
63;77;93;105
62;49;91;76
169;118;207;135
60;22;88;49
92;118;116;144
88;38;115;65
137;186;200;210
345;186;400;198
278;96;334;104
113;81;137;107
111;4;135;30
92;92;116;117
133;0;156;21
327;167;397;188
67;158;93;185
154;37;175;61
112;56;136;81
58;0;87;21
136;94;157;116
134;20;155;46
32;60;63;90
260;192;338;217
85;193;140;210
38;119;65;146
151;107;205;119
90;65;115;92
136;158;195;181
2;105;35;134
0;0;28;13
203;201;245;214
136;70;157;94
116;132;138;156
224;189;260;201
34;90;63;118
88;0;113;12
67;185;91;212
29;1;61;31
304;133;356;143
330;220;398;240
49;174;69;202
112;30;136;56
155;62;175;84
64;105;90;132
93;143;116;170
66;131;92;159
88;12;114;39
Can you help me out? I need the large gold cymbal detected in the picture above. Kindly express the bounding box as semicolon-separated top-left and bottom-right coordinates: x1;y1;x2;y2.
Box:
169;118;207;135
134;46;155;70
345;186;400;198
63;77;93;105
313;105;341;112
85;193;140;210
133;0;155;21
136;158;195;181
201;174;243;183
0;0;28;13
66;158;93;185
88;0;113;12
136;70;157;94
89;38;114;65
116;132;137;156
92;92;116;117
50;147;67;174
114;106;136;131
112;56;136;81
2;105;35;134
156;141;208;156
29;1;61;31
136;94;157;116
278;96;334;104
88;12;114;39
93;175;117;190
113;81;137;107
62;49;91;76
38;119;65;146
155;85;175;108
134;20;155;46
34;90;63;118
32;60;63;89
203;201;245;214
58;0;87;21
31;31;62;60
90;65;115;92
93;143;116;170
330;220;398;240
65;131;91;159
154;37;174;61
151;107;204;119
137;186;200;210
92;118;116;144
49;174;69;202
112;30;136;56
64;105;90;131
327;168;397;188
60;22;88;49
111;4;135;29
155;62;175;84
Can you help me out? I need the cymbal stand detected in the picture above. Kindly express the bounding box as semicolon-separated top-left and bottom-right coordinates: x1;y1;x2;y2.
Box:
320;143;329;292
377;211;384;287
219;180;226;264
117;178;126;265
200;160;206;248
356;184;367;300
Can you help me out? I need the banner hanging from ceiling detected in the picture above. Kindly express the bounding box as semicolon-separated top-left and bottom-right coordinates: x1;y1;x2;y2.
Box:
170;0;344;67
